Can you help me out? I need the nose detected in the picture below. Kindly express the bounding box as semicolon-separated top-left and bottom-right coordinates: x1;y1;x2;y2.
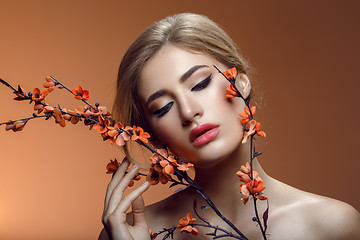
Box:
178;94;203;126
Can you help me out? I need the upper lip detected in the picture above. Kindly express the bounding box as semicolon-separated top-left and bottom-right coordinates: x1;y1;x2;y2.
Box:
189;123;219;143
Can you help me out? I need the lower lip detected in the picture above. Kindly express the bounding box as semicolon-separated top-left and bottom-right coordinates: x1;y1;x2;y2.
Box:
192;127;220;147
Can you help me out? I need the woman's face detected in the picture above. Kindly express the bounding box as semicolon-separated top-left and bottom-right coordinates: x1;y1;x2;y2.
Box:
138;45;250;168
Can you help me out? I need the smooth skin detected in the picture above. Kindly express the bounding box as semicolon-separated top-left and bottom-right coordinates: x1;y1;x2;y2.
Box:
99;45;360;240
101;158;150;240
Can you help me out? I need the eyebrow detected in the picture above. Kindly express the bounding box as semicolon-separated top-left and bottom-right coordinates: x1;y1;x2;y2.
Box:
145;90;166;106
145;64;210;106
180;64;209;82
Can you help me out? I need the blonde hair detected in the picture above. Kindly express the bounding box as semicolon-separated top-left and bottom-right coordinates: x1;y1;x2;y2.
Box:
113;13;250;150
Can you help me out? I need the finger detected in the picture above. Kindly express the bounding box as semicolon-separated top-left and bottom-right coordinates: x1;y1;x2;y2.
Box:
115;181;150;215
106;164;140;214
104;158;130;211
131;194;148;228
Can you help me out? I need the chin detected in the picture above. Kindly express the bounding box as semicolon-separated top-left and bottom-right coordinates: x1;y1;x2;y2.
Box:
185;138;242;168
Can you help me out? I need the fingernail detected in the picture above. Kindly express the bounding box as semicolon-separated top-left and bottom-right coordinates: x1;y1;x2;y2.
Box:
121;157;128;164
131;164;139;172
142;181;150;187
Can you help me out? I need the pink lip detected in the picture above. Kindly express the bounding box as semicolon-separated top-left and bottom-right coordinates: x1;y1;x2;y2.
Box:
189;123;220;147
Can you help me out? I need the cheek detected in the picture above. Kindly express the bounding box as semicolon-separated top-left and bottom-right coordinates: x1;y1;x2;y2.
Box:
148;116;195;159
206;81;246;141
148;114;186;147
205;79;245;118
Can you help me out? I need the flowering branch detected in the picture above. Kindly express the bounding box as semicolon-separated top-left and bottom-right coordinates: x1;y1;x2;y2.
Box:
150;211;246;240
107;158;191;188
219;66;268;239
1;65;269;239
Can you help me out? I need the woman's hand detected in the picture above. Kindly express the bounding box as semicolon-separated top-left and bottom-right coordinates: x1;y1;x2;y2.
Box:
101;158;151;240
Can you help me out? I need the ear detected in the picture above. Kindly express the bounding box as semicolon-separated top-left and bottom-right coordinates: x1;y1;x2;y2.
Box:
237;73;251;99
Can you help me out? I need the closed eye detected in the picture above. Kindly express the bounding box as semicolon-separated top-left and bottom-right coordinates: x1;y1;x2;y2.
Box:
191;74;212;91
153;101;174;117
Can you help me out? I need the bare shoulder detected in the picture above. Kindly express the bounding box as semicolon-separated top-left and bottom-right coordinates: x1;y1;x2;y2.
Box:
311;196;360;239
268;178;360;239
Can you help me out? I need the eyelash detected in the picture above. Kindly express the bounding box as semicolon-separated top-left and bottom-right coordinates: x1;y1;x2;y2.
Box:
152;74;212;117
153;101;174;117
191;73;212;91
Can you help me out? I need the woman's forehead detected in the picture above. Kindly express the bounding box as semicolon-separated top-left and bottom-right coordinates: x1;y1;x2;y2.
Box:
138;45;217;91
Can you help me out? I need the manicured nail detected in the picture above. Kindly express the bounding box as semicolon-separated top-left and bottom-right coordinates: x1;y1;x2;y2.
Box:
121;157;129;164
142;181;150;187
131;164;139;172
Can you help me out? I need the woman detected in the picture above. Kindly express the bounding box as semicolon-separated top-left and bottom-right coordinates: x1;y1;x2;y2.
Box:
99;13;360;240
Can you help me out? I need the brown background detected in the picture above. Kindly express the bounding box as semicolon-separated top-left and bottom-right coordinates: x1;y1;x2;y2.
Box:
0;0;359;239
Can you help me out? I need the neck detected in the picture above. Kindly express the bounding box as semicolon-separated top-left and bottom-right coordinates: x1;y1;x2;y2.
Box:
193;141;268;206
